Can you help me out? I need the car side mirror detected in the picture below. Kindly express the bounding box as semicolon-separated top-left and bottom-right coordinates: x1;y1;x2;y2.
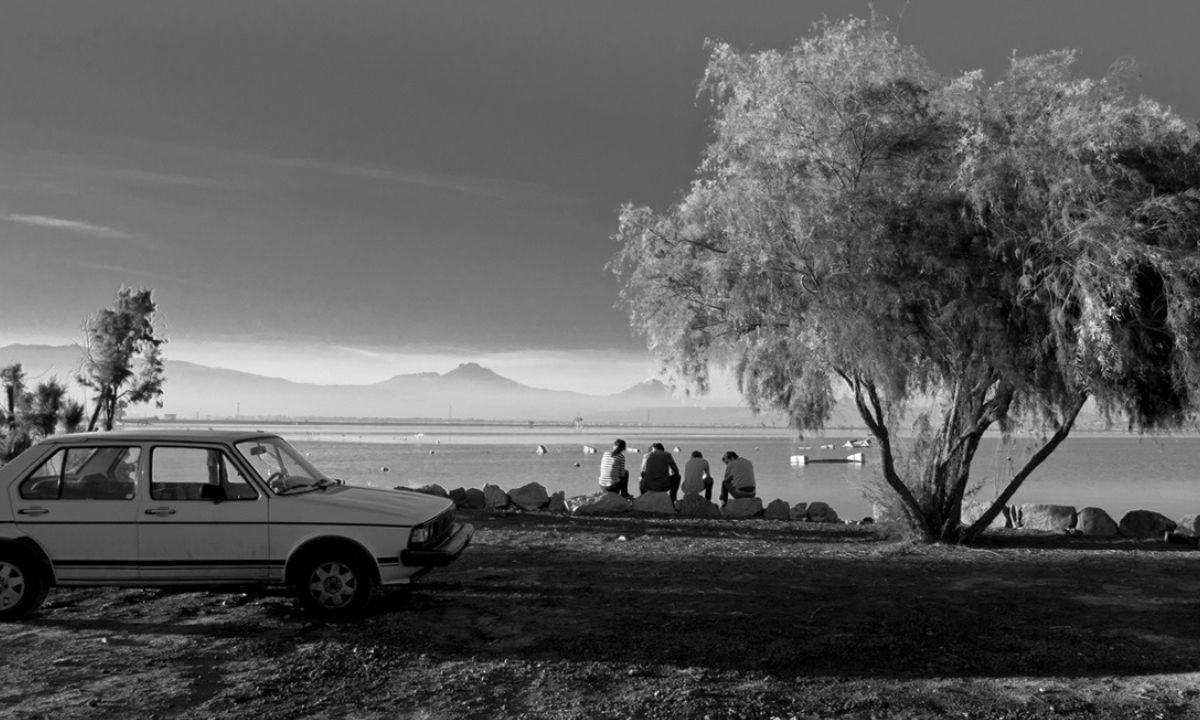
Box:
199;484;227;503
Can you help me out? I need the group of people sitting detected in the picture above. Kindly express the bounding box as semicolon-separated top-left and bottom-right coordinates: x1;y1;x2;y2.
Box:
596;438;756;505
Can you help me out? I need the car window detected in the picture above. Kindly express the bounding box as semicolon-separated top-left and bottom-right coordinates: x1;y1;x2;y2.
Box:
19;446;140;500
150;447;259;501
235;437;326;494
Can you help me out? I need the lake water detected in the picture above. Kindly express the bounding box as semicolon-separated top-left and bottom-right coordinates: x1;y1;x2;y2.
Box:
163;422;1199;521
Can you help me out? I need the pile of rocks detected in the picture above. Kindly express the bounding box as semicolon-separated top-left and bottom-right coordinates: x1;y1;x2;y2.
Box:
402;483;1192;539
402;481;848;522
963;501;1196;540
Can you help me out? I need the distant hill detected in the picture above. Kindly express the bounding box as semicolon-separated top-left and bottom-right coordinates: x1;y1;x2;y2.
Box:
611;379;675;400
1;343;1130;430
0;344;788;425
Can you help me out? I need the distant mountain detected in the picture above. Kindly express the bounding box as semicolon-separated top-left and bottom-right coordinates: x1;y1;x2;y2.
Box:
612;379;675;400
3;342;1126;430
441;362;522;386
0;343;781;425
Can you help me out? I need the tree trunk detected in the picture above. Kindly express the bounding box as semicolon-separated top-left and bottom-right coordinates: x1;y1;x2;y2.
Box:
104;392;118;431
960;397;1086;543
86;391;104;432
844;375;935;540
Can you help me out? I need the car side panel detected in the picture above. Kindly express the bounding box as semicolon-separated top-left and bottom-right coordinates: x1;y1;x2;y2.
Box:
12;499;139;583
138;498;271;582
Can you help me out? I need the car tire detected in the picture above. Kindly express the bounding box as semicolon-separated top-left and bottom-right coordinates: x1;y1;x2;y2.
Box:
0;550;49;621
294;552;375;619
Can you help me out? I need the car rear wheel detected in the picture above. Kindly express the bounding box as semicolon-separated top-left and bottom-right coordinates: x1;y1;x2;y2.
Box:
0;551;49;621
294;553;375;619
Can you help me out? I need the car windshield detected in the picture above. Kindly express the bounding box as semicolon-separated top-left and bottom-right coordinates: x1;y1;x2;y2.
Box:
234;437;331;495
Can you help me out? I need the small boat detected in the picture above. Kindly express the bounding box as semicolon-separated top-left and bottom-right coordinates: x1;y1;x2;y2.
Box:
582;445;597;454
793;453;866;466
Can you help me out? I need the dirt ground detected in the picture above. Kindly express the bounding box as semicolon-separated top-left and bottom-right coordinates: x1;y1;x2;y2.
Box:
4;511;1200;720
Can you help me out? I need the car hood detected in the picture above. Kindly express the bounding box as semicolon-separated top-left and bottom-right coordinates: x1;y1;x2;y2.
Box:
270;484;453;526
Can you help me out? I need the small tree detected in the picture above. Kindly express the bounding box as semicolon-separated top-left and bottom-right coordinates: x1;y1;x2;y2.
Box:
78;287;167;431
612;17;1200;542
1;364;29;460
0;368;84;463
1;363;24;434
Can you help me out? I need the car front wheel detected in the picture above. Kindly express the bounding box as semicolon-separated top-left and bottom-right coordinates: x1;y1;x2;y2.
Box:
295;553;375;619
0;551;49;621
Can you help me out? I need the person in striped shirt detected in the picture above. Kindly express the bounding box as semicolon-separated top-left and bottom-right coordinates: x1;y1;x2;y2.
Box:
598;438;631;497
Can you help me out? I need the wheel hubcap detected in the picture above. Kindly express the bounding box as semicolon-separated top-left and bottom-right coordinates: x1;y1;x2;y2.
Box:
308;561;357;608
0;561;26;611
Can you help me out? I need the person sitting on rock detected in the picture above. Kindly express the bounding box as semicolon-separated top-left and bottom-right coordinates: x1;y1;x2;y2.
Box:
719;450;756;505
597;438;631;498
681;450;713;501
639;442;681;503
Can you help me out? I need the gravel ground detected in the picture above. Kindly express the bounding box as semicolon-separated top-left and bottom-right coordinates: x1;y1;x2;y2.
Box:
4;511;1200;719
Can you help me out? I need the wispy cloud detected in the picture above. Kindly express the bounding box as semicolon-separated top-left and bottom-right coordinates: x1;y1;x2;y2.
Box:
265;156;579;203
3;213;133;239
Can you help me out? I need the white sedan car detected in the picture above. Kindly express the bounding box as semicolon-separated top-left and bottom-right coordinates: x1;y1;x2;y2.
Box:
0;429;473;620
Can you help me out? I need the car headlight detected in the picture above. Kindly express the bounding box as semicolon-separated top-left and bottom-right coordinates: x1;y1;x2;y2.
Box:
408;509;454;549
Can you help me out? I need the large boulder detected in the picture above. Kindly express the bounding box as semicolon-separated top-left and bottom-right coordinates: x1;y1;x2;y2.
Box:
1076;507;1119;537
547;491;568;514
764;499;792;521
573;492;634;516
409;483;448;498
1019;504;1076;532
508;482;550;511
1119;510;1177;539
482;484;510;510
677;493;721;519
632;491;676;515
566;492;605;514
1175;514;1200;538
790;502;809;521
722;497;764;519
961;502;1011;530
805;501;840;523
448;487;468;509
463;487;487;509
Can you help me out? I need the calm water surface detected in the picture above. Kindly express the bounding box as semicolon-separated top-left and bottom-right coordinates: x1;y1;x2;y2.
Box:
165;422;1199;521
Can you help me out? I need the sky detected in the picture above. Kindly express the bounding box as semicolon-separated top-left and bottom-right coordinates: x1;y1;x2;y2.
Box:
2;0;1199;397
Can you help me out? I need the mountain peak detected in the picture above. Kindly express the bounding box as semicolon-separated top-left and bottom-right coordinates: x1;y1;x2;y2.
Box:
612;379;675;399
442;362;521;386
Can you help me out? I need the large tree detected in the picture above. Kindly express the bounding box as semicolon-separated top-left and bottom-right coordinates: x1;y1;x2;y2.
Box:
78;287;167;431
612;18;1200;542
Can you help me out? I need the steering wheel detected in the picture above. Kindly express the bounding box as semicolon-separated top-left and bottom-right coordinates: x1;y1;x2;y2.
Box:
266;471;289;492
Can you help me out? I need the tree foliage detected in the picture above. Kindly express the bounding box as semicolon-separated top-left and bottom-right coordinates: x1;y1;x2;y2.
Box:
0;364;84;463
612;17;1200;541
78;287;167;432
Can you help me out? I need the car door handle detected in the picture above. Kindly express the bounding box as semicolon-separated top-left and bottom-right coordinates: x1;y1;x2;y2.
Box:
144;507;177;516
17;507;49;516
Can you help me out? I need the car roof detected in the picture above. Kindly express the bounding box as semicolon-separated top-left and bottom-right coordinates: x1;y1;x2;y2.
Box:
37;429;280;445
